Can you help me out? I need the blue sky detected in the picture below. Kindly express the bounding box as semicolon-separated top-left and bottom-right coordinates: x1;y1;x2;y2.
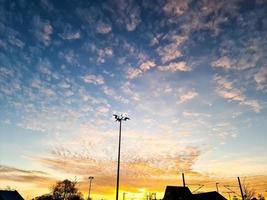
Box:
0;0;267;199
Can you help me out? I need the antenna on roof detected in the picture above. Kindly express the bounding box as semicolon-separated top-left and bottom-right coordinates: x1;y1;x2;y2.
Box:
182;173;186;187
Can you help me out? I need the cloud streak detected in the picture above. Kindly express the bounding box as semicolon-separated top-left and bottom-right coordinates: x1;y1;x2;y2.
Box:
0;165;55;187
214;75;262;112
159;62;191;72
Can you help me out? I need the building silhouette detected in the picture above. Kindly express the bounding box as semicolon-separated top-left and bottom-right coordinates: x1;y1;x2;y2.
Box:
0;190;24;200
162;186;226;200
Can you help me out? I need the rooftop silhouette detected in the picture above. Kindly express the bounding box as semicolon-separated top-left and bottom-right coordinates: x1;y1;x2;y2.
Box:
0;190;24;200
162;186;227;200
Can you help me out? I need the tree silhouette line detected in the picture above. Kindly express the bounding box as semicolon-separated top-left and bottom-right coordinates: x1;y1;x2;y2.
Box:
34;179;84;200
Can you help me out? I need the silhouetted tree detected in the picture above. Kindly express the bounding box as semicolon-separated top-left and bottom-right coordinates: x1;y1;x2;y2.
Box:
68;194;83;200
242;181;255;200
258;194;265;200
35;179;83;200
35;194;54;200
241;180;266;200
52;179;82;200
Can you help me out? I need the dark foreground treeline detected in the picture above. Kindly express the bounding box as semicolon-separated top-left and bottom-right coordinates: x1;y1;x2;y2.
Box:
34;179;84;200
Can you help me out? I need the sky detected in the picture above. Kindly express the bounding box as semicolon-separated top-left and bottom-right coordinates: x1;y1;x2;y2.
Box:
0;0;267;199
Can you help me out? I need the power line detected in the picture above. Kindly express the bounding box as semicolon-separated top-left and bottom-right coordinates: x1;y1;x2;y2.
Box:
191;185;204;193
224;185;241;197
223;185;239;188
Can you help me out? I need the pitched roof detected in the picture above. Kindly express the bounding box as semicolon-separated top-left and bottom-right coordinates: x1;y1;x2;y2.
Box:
193;191;227;200
0;190;24;200
163;186;193;200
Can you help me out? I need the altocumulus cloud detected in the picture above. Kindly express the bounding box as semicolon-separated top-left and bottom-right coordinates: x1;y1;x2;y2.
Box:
0;0;267;198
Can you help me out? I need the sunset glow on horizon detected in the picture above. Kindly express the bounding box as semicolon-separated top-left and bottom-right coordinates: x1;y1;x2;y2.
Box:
0;0;267;199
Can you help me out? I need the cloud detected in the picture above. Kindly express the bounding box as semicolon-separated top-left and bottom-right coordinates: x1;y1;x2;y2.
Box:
254;67;267;90
0;165;55;186
178;91;198;104
212;56;231;69
183;111;211;118
58;50;81;67
58;23;81;40
85;44;114;64
26;123;202;187
126;60;156;79
211;122;238;144
33;144;201;182
109;0;141;32
240;100;262;113
121;81;140;101
82;74;105;85
96;106;110;115
0;76;21;96
157;43;183;64
159;62;191;72
139;60;156;72
213;36;265;73
215;76;245;100
163;0;188;17
40;0;55;11
102;85;129;104
8;35;25;48
60;32;80;40
40;87;56;97
96;21;112;34
64;90;74;97
214;75;262;112
0;67;15;78
58;81;71;89
126;67;142;79
178;0;240;36
124;2;141;31
32;16;53;46
97;48;113;63
125;12;141;31
29;62;58;98
196;157;267;177
0;165;47;175
179;130;192;137
212;53;260;71
155;32;188;64
38;58;52;75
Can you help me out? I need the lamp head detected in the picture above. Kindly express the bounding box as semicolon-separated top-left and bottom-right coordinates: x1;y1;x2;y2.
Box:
113;114;130;122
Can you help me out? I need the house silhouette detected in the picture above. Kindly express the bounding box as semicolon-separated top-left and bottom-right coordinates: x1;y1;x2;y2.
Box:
194;191;227;200
0;190;24;200
162;186;226;200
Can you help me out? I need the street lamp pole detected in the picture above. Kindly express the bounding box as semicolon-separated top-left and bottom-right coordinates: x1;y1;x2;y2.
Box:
114;114;130;200
116;119;122;200
88;176;94;200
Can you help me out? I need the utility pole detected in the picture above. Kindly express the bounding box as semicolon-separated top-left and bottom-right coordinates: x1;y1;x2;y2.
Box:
88;176;94;200
216;182;219;193
237;177;244;200
114;114;130;200
182;173;186;187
